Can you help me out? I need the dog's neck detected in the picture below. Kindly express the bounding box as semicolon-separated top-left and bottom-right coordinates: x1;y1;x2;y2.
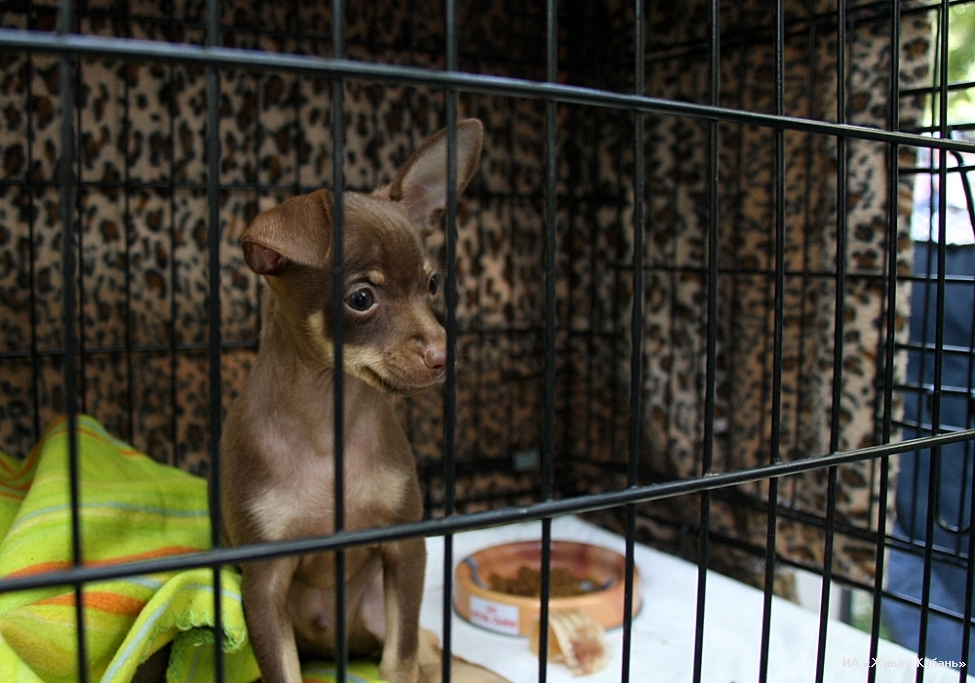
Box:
258;293;331;371
251;292;382;410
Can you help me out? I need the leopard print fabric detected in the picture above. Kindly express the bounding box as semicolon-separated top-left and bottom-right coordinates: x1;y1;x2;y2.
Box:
571;0;931;588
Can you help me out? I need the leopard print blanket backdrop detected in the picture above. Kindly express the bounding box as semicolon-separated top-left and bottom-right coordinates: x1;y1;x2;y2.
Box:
586;1;930;589
0;0;930;591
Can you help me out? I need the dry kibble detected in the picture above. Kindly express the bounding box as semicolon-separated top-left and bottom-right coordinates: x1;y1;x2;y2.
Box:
489;566;596;597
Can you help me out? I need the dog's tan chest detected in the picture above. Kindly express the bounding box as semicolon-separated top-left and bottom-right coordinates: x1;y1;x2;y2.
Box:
244;404;418;544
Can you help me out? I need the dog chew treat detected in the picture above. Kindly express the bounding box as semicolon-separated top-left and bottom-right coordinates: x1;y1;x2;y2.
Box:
529;608;609;676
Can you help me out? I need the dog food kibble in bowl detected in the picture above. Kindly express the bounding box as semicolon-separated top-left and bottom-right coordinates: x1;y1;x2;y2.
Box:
489;566;598;598
453;540;641;637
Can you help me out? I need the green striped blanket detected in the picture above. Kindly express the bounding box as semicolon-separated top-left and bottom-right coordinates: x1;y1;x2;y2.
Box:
0;415;384;683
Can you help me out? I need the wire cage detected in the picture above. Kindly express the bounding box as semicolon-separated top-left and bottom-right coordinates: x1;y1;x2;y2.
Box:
1;0;974;681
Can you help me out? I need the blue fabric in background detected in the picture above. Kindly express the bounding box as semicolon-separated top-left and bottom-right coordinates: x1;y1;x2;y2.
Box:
883;241;975;665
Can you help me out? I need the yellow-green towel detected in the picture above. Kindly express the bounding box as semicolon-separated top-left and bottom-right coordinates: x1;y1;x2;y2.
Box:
0;415;384;683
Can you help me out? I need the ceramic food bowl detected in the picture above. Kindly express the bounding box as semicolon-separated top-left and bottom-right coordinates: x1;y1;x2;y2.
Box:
453;540;641;636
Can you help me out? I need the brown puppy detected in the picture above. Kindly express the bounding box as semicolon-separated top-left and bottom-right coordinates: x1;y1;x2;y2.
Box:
221;120;483;683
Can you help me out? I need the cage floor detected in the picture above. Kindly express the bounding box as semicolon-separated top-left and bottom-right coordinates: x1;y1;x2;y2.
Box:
423;517;972;683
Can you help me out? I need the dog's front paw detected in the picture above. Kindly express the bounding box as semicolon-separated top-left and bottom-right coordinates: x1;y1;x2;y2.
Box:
379;656;420;683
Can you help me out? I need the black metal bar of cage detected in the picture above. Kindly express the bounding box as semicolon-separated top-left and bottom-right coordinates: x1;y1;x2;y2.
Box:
815;0;850;678
56;0;88;678
868;4;902;674
2;29;974;156
621;1;647;682
3;427;973;599
691;0;720;679
441;0;460;678
867;0;905;672
204;0;226;679
915;3;954;674
757;2;787;681
330;0;348;679
537;0;559;677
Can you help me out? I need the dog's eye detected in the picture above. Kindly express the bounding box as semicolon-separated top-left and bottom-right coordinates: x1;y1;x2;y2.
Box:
346;288;375;312
429;274;440;297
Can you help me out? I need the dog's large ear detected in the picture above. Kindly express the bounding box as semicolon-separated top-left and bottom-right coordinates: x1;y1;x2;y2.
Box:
241;189;333;275
387;119;483;237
